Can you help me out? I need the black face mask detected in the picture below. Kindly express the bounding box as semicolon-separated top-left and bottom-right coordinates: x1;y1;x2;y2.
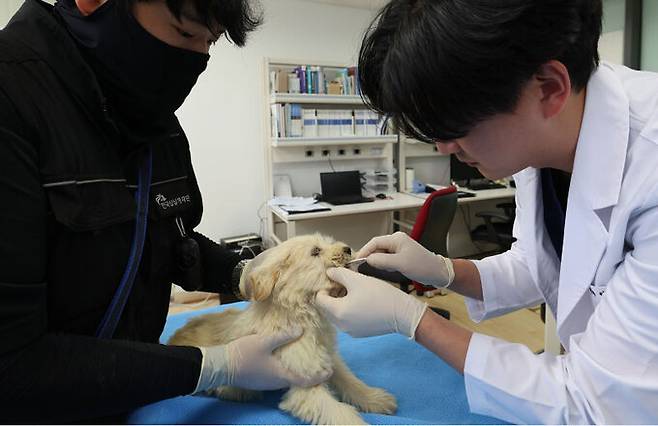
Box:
55;0;210;139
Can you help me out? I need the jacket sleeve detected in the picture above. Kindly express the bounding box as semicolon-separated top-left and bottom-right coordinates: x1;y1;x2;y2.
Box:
0;91;202;423
181;132;243;295
463;193;658;424
464;184;544;321
191;230;243;294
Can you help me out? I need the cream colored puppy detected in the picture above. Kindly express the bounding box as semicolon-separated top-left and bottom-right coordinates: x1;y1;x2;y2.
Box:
168;234;397;425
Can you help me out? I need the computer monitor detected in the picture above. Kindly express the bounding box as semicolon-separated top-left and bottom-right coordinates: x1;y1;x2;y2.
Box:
320;171;363;204
450;154;485;184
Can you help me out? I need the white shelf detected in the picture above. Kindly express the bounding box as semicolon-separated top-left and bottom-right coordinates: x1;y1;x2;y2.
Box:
270;93;365;105
405;151;445;158
272;135;397;147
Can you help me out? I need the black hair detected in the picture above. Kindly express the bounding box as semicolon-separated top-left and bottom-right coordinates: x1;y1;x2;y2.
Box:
358;0;602;143
121;0;262;46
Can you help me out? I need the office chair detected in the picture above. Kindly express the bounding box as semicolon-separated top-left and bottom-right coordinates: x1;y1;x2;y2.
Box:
470;201;516;253
409;186;458;296
359;186;458;320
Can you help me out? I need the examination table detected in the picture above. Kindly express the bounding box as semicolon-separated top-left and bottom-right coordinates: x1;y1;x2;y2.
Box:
127;302;506;425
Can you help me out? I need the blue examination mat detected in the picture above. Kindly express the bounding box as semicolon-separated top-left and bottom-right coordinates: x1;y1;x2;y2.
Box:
127;302;505;425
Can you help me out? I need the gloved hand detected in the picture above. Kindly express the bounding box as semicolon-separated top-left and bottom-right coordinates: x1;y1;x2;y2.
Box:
194;328;331;393
316;267;428;339
357;232;455;288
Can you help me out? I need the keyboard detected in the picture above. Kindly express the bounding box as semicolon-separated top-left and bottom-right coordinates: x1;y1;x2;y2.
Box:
325;196;375;205
466;181;506;191
457;191;476;198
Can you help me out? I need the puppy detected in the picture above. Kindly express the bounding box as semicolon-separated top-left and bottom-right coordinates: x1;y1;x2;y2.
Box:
168;234;397;425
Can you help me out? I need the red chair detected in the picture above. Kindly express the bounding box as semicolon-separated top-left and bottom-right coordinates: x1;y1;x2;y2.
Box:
408;186;458;296
357;186;457;319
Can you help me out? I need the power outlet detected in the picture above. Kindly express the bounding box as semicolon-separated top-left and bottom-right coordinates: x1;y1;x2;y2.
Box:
305;150;314;157
322;149;330;157
353;148;361;155
338;149;346;156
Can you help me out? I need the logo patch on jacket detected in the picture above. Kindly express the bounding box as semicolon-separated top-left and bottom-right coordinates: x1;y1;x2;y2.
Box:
150;178;193;218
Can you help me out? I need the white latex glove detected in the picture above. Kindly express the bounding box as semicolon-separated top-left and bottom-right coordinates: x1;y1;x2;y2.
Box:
316;267;428;339
357;232;455;288
194;329;331;393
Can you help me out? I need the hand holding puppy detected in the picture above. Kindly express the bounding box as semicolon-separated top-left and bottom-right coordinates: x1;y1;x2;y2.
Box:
316;267;428;339
194;329;331;393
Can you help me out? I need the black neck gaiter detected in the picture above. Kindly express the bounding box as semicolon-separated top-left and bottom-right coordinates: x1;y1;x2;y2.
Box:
55;0;209;142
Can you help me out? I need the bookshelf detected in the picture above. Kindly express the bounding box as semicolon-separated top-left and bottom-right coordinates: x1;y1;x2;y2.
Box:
272;135;397;147
270;93;365;105
262;58;400;246
397;135;448;192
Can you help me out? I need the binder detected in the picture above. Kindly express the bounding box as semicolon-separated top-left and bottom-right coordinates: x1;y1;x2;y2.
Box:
302;109;318;137
355;110;368;136
290;104;303;137
317;110;331;137
340;109;355;136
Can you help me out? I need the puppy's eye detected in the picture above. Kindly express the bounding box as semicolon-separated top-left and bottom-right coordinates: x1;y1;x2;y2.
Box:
311;247;322;257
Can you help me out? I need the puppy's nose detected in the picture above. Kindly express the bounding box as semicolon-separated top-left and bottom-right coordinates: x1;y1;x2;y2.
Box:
342;246;352;255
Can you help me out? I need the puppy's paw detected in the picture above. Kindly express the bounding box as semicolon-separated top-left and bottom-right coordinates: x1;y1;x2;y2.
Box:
211;386;262;402
352;387;397;415
280;398;366;425
321;405;367;425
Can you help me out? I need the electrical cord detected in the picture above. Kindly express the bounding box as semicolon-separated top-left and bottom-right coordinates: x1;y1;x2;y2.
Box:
239;244;257;259
327;156;336;172
256;200;267;242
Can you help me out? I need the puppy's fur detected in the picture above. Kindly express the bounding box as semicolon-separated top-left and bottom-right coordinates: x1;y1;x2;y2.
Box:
168;234;397;425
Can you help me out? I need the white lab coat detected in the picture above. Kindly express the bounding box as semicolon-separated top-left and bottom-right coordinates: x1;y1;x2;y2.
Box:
462;62;658;424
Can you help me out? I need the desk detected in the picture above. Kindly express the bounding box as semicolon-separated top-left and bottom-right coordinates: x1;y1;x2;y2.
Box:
267;189;516;253
405;187;516;204
127;303;505;425
268;192;425;248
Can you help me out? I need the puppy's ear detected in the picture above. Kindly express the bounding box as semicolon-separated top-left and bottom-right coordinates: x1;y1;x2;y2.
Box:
245;254;290;302
245;268;278;302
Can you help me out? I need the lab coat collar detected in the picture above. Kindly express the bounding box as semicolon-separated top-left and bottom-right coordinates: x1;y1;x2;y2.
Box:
556;63;630;344
570;63;630;211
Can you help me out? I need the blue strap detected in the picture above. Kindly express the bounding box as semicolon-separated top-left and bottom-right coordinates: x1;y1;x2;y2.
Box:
96;148;153;339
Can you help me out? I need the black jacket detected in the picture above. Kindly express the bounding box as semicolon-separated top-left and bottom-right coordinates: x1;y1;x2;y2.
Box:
0;0;241;422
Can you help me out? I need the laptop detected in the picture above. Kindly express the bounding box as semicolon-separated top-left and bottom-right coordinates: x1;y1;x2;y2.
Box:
320;171;374;205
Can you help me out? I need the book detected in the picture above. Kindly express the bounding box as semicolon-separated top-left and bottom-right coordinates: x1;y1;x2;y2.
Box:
302;109;318;138
355;109;368;136
289;104;303;137
317;110;331;137
340;109;355;136
367;111;381;136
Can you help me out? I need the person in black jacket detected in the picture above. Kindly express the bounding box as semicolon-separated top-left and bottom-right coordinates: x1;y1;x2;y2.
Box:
0;0;327;422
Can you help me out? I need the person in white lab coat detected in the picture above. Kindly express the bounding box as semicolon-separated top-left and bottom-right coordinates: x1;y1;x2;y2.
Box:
315;0;658;423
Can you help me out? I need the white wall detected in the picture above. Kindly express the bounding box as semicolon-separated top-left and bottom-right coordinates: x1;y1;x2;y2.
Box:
599;0;625;65
177;0;377;240
0;0;26;28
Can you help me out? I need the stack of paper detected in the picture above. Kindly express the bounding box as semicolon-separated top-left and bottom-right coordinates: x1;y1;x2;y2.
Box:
268;197;330;214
